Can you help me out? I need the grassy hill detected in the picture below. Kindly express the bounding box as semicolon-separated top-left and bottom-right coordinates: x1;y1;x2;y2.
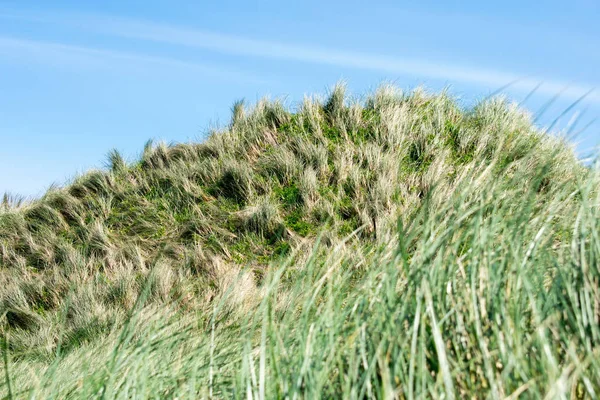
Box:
1;84;599;398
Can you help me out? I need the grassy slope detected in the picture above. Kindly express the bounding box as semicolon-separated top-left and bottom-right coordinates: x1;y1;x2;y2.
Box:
1;84;599;398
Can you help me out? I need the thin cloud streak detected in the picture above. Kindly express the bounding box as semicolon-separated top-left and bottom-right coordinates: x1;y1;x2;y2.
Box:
0;9;598;103
107;19;600;103
0;36;268;84
7;10;597;104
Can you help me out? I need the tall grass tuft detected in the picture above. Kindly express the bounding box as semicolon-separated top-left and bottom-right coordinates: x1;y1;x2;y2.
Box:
0;84;598;398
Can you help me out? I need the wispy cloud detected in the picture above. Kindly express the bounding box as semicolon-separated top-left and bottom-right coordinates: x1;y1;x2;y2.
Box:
0;36;267;84
0;9;599;104
97;17;600;103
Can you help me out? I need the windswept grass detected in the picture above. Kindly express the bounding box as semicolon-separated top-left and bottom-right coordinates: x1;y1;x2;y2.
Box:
1;83;598;398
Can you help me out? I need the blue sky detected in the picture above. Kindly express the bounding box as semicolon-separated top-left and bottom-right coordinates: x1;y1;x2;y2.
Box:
0;0;598;197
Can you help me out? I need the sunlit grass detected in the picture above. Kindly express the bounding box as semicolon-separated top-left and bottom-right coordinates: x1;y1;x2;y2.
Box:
1;83;598;398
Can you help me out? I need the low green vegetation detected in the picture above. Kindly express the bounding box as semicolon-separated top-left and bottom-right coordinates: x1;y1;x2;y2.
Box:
1;84;598;398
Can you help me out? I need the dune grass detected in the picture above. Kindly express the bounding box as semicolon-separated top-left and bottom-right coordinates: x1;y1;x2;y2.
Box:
1;84;599;398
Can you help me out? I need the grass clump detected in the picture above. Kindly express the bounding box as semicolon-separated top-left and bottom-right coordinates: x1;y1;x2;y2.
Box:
1;83;599;398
